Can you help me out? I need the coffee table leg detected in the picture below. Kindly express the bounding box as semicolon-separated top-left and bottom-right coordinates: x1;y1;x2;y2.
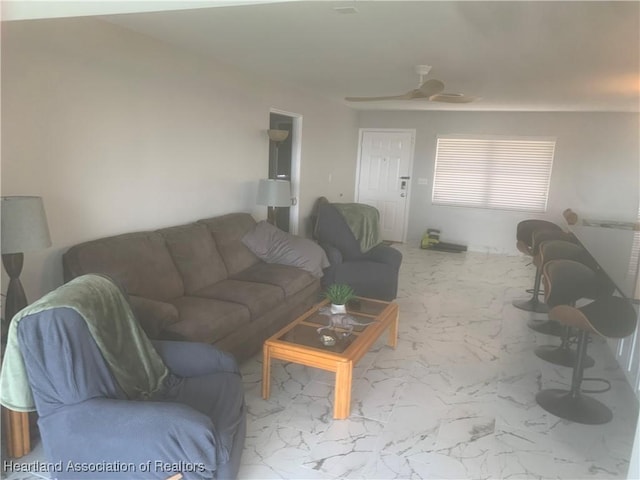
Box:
334;360;353;419
388;309;399;348
262;344;271;399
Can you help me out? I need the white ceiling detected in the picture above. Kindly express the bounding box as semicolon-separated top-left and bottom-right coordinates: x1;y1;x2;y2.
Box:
6;1;640;112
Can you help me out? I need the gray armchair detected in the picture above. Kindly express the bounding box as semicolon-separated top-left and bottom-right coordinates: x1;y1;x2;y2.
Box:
313;201;402;301
5;276;246;479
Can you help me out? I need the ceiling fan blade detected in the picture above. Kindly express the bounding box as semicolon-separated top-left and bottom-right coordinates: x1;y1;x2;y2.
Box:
345;92;413;102
344;66;476;104
429;93;478;104
418;79;445;97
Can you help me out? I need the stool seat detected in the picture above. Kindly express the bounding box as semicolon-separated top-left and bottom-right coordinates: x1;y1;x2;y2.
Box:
551;297;637;338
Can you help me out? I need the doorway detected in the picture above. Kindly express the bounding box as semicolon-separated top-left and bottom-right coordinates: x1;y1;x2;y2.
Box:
269;110;302;234
355;129;415;243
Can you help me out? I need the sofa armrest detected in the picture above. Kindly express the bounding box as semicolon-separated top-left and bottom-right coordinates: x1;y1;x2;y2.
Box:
128;295;179;339
151;340;240;376
364;244;402;269
333;260;399;301
319;242;343;266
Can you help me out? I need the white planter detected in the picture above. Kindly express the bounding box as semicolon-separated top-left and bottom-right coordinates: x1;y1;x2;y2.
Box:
330;303;347;314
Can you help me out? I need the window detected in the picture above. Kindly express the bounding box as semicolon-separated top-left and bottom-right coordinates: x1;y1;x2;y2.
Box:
630;203;640;280
432;135;556;212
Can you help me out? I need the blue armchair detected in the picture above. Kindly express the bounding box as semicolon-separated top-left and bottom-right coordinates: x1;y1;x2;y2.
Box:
313;200;402;301
2;275;246;479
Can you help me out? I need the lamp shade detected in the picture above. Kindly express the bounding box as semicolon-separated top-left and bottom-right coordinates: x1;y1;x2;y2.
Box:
1;196;52;254
256;179;291;207
267;129;289;143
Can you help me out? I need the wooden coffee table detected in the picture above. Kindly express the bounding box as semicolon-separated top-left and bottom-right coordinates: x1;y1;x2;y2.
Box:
262;297;398;419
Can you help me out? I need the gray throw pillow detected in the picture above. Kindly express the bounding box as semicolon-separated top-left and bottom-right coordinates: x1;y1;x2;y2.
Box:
241;221;330;278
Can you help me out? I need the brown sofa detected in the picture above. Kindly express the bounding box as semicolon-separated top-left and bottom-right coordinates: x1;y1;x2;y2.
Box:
63;213;321;363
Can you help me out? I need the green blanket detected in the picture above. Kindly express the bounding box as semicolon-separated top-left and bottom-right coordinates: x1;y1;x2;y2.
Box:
0;274;169;412
333;203;382;253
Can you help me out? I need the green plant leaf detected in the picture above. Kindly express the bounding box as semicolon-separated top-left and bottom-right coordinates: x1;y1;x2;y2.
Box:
322;283;356;305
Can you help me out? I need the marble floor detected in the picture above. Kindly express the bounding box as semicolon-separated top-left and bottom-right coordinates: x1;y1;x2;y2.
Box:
4;245;639;479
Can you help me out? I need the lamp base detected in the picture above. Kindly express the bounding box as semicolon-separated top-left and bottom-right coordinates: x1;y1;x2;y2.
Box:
2;252;27;323
267;206;278;225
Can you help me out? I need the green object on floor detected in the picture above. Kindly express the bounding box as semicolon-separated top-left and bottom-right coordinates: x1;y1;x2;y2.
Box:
420;229;441;249
421;229;467;252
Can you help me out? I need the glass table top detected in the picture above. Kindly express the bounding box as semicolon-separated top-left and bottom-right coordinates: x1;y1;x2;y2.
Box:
274;297;391;353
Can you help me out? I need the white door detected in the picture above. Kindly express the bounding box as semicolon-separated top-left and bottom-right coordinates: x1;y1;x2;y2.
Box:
356;129;415;242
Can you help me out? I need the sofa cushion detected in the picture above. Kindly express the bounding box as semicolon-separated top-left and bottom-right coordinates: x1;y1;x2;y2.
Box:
231;263;316;297
193;280;284;318
241;221;329;278
158;223;228;294
62;232;183;300
198;214;260;276
165;297;250;344
127;295;180;339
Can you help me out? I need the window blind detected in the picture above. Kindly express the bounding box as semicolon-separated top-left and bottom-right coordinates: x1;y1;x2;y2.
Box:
629;204;640;280
432;135;555;212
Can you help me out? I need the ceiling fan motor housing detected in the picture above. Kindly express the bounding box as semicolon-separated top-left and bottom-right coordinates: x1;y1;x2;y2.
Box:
415;65;432;76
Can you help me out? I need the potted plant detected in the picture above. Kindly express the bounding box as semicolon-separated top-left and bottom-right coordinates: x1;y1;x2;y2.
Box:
323;283;356;314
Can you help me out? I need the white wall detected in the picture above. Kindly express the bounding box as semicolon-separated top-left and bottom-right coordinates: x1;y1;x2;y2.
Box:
629;403;640;479
358;111;640;253
1;16;359;302
4;16;639;306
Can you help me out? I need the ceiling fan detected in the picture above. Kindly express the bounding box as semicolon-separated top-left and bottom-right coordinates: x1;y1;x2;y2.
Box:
345;65;477;103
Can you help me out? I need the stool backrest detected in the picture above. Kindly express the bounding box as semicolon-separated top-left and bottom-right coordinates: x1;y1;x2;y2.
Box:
543;259;599;307
516;220;562;255
540;240;593;268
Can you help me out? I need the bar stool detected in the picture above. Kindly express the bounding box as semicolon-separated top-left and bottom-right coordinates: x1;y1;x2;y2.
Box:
513;223;576;313
536;292;637;424
533;252;603;368
528;239;599;337
514;221;562;313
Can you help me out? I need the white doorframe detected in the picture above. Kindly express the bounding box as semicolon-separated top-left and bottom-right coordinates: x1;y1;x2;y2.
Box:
270;108;302;235
355;128;416;243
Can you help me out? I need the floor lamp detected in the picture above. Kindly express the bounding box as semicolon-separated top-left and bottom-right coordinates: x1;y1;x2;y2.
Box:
1;196;51;324
267;129;289;179
256;179;291;227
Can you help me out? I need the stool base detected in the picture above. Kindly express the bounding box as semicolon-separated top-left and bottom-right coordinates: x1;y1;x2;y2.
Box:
528;319;564;337
536;388;612;425
513;297;548;314
534;345;595;369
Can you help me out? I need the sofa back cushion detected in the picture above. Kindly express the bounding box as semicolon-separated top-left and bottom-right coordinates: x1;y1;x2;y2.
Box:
198;213;260;276
62;231;184;301
242;220;329;278
158;223;228;294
